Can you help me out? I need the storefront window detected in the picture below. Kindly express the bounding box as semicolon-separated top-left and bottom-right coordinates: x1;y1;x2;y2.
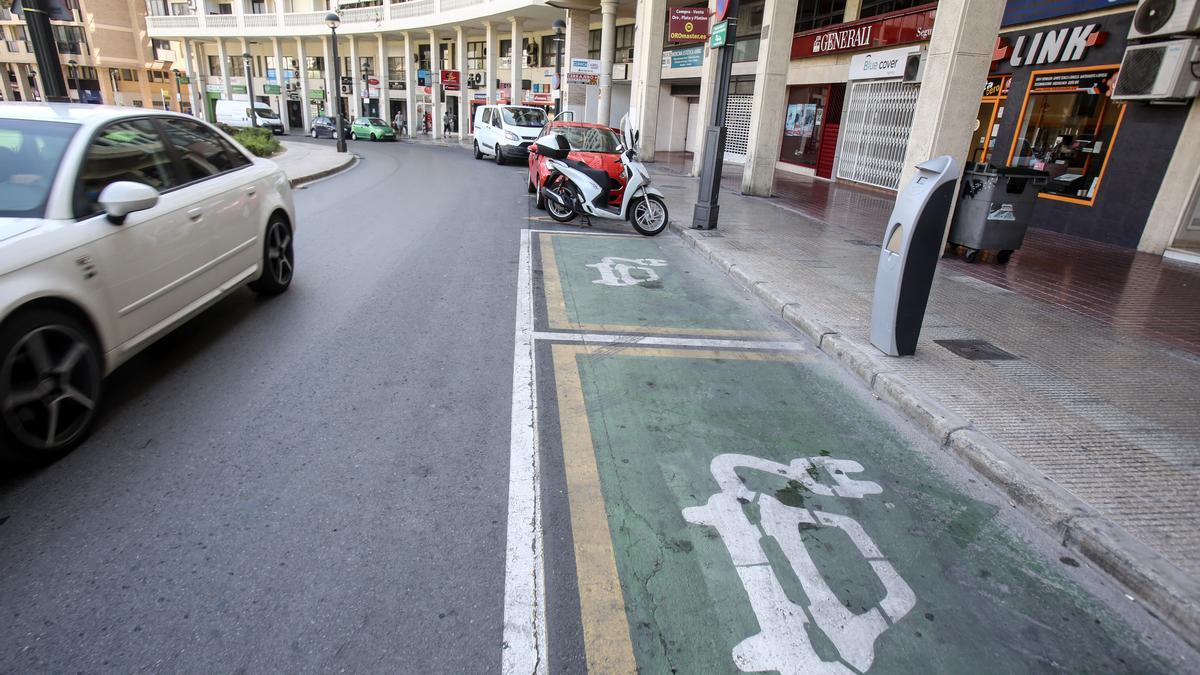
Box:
1009;67;1123;204
968;75;1009;165
780;85;828;168
858;0;930;20
795;0;847;33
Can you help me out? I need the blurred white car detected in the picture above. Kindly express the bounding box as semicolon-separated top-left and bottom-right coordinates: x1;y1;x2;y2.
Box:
0;103;296;462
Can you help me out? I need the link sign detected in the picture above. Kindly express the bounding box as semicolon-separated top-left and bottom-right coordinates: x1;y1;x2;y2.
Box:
669;7;709;43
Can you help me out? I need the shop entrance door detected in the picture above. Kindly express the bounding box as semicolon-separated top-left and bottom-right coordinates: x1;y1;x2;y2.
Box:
685;102;700;153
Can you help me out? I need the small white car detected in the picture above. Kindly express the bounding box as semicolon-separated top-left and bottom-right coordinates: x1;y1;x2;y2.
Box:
0;103;296;462
472;104;547;165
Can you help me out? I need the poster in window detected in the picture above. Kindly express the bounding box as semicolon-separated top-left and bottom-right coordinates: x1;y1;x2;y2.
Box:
785;103;817;138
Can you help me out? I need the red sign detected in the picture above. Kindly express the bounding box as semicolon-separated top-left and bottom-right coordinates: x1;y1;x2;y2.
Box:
669;7;709;43
440;69;461;91
367;77;380;87
715;0;730;22
791;4;937;60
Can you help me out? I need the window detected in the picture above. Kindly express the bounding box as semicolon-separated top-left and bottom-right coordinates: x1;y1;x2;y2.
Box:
359;56;373;76
217;2;232;13
795;0;846;32
500;39;512;58
115;68;139;82
467;41;484;71
551;125;621;152
588;26;635;62
1008;67;1123;205
0;119;78;218
52;25;88;56
207;56;222;77
858;0;928;20
541;35;562;69
501;107;545;128
75;119;177;218
227;56;245;77
146;0;169;16
780;84;838;168
388;56;405;89
159;118;247;181
250;0;267;13
151;38;171;53
482;108;492;125
307;56;323;82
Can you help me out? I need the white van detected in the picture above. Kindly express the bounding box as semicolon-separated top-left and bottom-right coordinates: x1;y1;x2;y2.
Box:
472;104;548;165
215;99;285;135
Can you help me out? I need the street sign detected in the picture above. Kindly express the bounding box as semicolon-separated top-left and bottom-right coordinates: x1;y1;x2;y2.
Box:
230;84;247;94
264;83;281;94
668;7;709;43
710;20;729;48
714;0;732;22
178;75;190;85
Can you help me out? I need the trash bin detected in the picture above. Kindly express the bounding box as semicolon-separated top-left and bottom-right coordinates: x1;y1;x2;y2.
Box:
947;164;1048;264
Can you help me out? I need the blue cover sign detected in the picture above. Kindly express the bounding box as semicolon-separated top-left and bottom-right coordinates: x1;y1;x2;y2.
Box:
670;46;704;69
1001;0;1136;27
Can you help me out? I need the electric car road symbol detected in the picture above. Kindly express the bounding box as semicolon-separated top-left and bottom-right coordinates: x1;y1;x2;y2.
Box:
587;257;669;287
683;453;916;674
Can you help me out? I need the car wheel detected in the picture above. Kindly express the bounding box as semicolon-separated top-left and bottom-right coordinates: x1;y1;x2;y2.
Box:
534;177;546;210
249;215;295;295
0;308;103;464
371;133;378;141
350;131;358;141
311;128;318;138
474;141;483;160
495;147;505;165
527;174;536;194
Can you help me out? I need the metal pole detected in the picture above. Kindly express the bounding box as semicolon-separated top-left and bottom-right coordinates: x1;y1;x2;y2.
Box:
554;31;562;117
691;0;739;230
331;29;346;153
20;0;68;102
245;53;257;128
67;61;77;103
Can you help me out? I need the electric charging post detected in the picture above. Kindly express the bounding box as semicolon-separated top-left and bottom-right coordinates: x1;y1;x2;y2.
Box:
691;0;739;230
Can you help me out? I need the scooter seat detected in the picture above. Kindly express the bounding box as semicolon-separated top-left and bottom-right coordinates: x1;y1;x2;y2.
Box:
560;159;615;191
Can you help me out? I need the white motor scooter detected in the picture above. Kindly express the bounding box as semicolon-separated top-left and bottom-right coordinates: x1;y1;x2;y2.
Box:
535;117;669;236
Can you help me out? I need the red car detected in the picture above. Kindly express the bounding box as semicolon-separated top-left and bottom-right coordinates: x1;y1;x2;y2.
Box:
528;121;626;209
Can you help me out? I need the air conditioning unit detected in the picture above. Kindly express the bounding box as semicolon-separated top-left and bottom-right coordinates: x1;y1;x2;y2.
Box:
1128;0;1200;39
902;50;925;84
617;47;634;63
1112;38;1200;100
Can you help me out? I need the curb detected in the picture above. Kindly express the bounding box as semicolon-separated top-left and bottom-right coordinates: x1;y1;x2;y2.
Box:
668;219;1200;650
288;154;359;188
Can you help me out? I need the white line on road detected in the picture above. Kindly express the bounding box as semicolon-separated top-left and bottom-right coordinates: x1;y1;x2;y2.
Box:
525;228;643;238
533;331;808;352
502;229;548;675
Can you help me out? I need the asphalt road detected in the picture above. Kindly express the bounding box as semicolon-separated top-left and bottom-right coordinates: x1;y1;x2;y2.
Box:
0;137;530;672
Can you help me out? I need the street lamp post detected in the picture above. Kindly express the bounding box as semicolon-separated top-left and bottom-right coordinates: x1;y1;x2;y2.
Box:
361;62;369;118
326;12;346;153
552;19;565;118
66;59;77;103
172;67;183;114
243;52;257;128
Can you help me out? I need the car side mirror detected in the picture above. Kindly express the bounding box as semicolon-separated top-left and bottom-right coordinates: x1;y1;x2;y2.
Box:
99;181;159;225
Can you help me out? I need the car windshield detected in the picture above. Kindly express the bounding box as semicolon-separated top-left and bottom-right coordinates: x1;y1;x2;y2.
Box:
0;119;77;218
368;117;387;126
501;107;547;128
252;107;280;119
554;126;622;153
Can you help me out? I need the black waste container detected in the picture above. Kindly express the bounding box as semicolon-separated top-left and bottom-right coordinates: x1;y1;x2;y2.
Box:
947;164;1049;264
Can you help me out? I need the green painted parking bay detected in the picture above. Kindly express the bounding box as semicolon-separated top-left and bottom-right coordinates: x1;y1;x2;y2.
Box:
547;343;1175;674
538;232;787;337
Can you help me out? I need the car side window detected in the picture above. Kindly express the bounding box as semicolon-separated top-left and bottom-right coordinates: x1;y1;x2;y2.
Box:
74;118;178;219
158;118;249;184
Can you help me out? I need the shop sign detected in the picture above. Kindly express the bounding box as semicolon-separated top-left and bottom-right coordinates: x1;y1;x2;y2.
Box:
792;5;936;59
308;89;325;100
367;77;381;87
263;83;281;94
669;7;709;43
1002;0;1135;27
177;75;190;85
1001;24;1106;67
440;70;460;91
566;71;598;85
1030;68;1117;93
983;75;1010;98
569;58;601;75
710;20;728;48
848;46;920;80
230;84;247;94
670;45;704;69
205;83;223;93
474;92;487;100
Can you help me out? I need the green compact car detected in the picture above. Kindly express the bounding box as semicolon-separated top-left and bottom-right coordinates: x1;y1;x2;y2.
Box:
350;116;396;141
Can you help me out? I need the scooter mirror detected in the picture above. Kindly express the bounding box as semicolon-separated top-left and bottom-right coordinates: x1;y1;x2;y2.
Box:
534;134;570;160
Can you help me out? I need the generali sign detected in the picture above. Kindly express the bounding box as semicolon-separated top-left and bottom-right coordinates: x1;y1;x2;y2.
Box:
792;4;936;60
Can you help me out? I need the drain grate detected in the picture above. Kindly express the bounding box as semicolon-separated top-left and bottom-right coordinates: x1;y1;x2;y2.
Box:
935;339;1018;361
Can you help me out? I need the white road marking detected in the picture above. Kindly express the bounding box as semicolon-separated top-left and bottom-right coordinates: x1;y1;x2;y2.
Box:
532;331;806;352
587;257;669;286
525;228;643;238
502;229;548;675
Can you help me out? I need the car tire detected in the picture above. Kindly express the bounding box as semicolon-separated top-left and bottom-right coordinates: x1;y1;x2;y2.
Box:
495;147;505;165
249;215;295;295
351;131;358;141
474;141;483;160
527;174;536;194
534;178;546;210
0;308;103;465
311;128;318;138
371;133;378;141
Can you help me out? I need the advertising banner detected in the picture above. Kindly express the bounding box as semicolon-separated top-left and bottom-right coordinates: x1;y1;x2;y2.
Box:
669;7;709;43
440;70;461;91
792;6;936;59
670;45;704;68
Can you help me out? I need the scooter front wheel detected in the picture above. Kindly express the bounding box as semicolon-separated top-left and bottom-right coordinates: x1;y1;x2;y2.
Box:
631;194;669;236
546;180;577;223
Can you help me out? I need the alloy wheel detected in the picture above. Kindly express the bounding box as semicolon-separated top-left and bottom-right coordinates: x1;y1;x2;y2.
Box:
265;221;294;286
2;324;100;451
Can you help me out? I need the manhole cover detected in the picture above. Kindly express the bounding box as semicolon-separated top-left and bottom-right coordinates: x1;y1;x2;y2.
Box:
935;339;1018;361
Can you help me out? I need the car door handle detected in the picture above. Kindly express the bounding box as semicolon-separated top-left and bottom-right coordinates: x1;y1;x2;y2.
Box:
187;208;203;222
245;187;257;197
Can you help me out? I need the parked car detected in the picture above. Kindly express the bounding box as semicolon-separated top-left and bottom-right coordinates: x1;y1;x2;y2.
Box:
0;103;296;462
215;99;285;135
350;116;396;141
309;115;348;139
528;121;626;209
472;104;547;164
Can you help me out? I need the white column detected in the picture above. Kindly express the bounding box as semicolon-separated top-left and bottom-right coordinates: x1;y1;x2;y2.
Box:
563;8;589;119
1140;98;1200;253
296;37;312;132
630;0;666;159
271;37;289;132
323;35;337;119
349;36;361;118
597;0;617;125
240;37;252;103
509;18;523;105
183;38;205;117
741;0;799;195
428;30;442;139
899;0;1006;188
485;21;498;105
456;25;469;140
403;32;417;137
217;38;232;100
377;33;390;126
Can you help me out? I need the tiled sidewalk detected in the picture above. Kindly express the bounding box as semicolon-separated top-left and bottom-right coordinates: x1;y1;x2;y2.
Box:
654;152;1200;356
648;161;1200;640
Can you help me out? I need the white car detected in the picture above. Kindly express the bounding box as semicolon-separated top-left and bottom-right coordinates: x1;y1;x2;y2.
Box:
472;104;547;165
0;103;296;462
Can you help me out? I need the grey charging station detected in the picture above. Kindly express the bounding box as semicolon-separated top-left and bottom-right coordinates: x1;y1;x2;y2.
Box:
869;156;960;357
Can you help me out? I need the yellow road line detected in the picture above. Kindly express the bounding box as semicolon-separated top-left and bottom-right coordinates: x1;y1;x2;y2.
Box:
552;344;805;672
538;233;790;339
